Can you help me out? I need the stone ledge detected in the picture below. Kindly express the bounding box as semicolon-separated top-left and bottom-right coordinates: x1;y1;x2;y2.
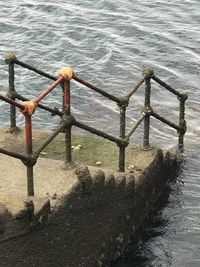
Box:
0;197;50;241
0;128;182;266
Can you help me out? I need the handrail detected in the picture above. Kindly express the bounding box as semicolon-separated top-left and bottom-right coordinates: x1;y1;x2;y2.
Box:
152;75;182;97
0;53;188;196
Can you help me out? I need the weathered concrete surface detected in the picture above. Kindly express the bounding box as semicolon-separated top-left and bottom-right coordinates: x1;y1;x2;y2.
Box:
0;128;181;267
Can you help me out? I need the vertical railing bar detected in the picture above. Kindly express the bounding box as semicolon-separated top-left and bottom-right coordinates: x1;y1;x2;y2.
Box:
25;114;34;196
178;92;188;151
118;105;126;172
4;54;18;132
143;68;154;149
64;80;72;165
59;68;75;167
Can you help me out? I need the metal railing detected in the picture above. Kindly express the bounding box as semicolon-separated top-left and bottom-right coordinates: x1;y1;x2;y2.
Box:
0;53;187;196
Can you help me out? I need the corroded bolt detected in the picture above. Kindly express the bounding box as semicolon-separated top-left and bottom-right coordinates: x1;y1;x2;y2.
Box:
59;67;75;80
4;53;17;64
142;67;154;78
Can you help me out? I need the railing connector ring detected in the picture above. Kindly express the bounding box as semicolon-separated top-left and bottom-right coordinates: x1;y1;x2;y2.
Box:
21;156;37;168
22;100;38;116
178;91;188;102
142;67;154;78
6;90;17;99
59;67;75;81
143;106;153;116
62;114;76;128
118;96;129;108
5;53;17;64
116;139;129;148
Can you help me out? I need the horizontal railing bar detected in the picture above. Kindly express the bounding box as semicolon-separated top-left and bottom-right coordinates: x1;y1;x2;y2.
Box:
14;59;57;81
74;120;123;144
125;77;145;99
34;122;65;158
151;111;180;131
0;93;24;110
13;59;121;104
152;75;182;97
0;147;28;161
126;112;146;139
16;94;63;116
73;75;121;104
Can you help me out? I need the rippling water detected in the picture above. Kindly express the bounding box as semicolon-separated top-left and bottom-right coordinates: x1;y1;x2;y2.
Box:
0;0;200;266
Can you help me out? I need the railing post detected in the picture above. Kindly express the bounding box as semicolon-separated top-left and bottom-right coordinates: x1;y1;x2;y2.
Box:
59;67;75;167
118;105;126;172
178;92;188;151
64;80;72;165
5;53;19;133
25;114;34;196
118;97;129;172
142;68;154;149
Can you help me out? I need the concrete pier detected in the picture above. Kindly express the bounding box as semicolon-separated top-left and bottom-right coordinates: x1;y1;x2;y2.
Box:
0;128;180;267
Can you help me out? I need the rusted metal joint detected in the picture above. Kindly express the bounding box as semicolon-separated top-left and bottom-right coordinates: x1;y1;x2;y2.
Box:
118;96;129;107
142;67;154;78
4;53;17;64
143;106;153;116
178;91;188;102
59;67;75;81
22;100;38;116
6;90;17;99
22;156;37;168
62;114;76;128
123;137;130;145
117;138;129;148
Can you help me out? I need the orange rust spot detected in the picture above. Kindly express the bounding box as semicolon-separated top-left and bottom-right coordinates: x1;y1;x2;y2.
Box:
59;67;74;81
22;100;37;115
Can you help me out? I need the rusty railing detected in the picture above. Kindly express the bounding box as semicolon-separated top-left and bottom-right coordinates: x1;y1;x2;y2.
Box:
0;53;187;196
